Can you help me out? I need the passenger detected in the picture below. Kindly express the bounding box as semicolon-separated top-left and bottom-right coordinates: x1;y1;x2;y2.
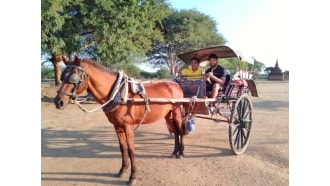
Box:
203;54;229;121
203;53;226;98
178;57;203;80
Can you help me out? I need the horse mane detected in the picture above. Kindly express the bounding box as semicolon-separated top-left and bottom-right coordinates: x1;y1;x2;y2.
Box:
81;58;118;76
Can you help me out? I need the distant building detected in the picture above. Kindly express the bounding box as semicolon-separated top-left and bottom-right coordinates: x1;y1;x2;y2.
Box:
268;60;284;80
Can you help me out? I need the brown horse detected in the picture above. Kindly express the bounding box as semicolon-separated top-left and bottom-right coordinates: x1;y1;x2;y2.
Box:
54;56;187;185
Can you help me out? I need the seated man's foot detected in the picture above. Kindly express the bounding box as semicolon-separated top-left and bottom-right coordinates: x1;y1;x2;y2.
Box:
207;105;215;115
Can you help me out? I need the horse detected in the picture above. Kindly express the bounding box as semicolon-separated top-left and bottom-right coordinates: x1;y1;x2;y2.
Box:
54;56;188;185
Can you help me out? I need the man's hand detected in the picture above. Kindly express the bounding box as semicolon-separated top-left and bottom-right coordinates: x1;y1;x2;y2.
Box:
207;72;214;79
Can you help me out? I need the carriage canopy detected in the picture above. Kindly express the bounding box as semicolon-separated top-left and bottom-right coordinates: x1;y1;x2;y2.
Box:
178;45;242;65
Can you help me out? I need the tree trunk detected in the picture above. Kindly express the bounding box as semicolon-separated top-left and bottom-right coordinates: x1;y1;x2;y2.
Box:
167;44;177;75
51;54;63;86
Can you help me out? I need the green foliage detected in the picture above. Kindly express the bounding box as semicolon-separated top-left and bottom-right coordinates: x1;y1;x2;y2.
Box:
42;0;170;65
162;9;226;52
118;65;142;78
254;74;268;80
41;66;55;79
147;9;226;69
284;70;289;80
156;68;170;79
140;71;156;79
264;67;274;74
217;58;239;74
140;68;170;79
252;57;266;74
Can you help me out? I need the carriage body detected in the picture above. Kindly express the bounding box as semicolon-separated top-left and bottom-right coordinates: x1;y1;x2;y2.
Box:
175;45;258;154
175;45;258;111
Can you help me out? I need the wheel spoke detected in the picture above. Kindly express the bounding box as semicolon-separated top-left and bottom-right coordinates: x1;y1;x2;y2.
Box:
241;128;246;140
243;110;251;120
241;128;246;145
237;102;242;120
241;99;248;120
235;129;241;149
233;126;239;136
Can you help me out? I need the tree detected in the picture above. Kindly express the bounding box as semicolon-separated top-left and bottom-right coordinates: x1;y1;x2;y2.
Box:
251;57;266;75
119;65;141;78
264;67;274;74
42;0;170;85
146;9;226;75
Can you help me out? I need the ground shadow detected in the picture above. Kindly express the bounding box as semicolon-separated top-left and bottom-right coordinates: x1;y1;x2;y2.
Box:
42;129;235;159
253;100;289;111
41;128;121;158
42;129;236;185
41;172;127;185
41;96;54;103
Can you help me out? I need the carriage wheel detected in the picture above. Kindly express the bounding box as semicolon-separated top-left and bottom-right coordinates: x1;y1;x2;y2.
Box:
229;94;253;155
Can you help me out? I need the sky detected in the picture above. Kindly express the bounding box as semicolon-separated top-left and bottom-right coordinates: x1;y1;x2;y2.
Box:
166;0;288;71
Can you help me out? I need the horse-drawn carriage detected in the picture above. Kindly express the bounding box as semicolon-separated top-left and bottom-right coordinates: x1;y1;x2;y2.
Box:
174;45;259;154
54;45;258;185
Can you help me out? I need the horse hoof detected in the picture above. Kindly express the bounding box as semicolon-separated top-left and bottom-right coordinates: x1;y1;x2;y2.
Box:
118;171;127;178
177;154;184;159
169;154;177;159
127;178;137;185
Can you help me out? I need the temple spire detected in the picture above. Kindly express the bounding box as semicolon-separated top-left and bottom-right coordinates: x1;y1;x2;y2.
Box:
268;59;284;80
275;59;279;68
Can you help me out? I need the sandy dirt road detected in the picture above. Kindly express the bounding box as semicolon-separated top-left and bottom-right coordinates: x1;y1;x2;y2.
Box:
41;81;289;186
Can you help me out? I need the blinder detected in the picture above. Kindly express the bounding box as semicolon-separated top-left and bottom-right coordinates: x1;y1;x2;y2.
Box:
58;64;87;98
69;73;81;84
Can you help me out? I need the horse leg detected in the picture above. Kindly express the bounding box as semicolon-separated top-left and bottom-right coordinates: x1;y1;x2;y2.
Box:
165;113;180;158
114;126;129;178
172;104;186;159
124;124;137;185
172;132;180;158
178;135;185;159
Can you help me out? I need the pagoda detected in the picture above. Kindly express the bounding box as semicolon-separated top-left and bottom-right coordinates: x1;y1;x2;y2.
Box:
268;59;284;80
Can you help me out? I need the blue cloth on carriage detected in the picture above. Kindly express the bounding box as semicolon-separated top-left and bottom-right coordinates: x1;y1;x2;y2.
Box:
187;117;195;132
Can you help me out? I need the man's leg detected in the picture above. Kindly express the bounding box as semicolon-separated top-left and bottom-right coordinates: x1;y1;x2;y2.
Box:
210;83;220;98
208;83;220;108
209;83;229;122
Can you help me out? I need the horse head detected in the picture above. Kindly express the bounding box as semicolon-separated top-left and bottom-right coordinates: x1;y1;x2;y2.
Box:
54;55;89;109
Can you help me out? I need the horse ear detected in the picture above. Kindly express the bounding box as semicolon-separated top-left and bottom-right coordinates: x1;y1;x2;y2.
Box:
75;55;81;65
62;55;70;65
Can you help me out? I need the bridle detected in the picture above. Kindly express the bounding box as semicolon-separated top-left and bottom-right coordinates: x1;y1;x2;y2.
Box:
58;65;88;99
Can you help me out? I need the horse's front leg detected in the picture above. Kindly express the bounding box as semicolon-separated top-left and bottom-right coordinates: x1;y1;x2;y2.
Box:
124;124;137;185
114;126;129;178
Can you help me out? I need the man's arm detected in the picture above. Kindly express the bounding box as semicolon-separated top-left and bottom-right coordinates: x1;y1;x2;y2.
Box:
210;75;225;85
